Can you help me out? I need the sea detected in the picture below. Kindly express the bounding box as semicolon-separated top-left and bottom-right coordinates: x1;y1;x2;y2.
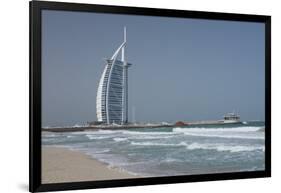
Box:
42;121;265;177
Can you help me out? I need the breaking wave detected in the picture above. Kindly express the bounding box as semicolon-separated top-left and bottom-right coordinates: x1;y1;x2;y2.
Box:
86;135;113;140
131;141;264;153
185;142;264;153
113;137;128;142
131;141;185;147
42;122;266;176
173;127;264;139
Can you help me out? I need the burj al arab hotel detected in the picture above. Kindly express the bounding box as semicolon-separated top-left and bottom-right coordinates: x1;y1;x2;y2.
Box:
96;27;132;124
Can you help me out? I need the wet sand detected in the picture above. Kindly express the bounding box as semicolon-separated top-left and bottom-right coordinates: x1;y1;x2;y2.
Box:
42;146;139;184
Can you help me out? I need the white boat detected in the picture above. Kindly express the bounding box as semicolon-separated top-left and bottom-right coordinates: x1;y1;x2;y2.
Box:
222;112;241;124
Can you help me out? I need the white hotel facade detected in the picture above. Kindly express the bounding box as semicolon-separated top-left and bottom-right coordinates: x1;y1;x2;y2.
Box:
96;27;132;124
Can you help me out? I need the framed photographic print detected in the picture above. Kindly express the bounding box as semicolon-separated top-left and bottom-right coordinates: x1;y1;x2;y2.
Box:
30;1;271;192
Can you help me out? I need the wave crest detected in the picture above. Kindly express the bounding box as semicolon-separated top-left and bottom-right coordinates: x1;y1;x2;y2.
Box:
173;127;264;139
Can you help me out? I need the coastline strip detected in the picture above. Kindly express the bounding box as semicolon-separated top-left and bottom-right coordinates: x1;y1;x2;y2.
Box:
42;146;139;184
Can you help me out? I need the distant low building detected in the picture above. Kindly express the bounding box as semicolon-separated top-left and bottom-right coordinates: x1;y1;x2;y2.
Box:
175;121;188;126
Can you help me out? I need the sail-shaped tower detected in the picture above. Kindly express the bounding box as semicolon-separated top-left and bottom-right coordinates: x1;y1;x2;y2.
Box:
96;27;132;124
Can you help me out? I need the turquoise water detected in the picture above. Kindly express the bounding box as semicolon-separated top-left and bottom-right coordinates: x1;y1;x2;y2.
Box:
42;121;265;177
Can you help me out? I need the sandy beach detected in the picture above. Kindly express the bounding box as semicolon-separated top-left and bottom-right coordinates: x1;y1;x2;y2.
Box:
42;146;139;184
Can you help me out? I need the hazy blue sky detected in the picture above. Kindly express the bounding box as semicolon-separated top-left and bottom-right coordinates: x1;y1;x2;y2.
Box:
42;10;265;127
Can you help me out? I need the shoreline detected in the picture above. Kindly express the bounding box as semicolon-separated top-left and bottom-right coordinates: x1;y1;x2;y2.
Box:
42;121;247;133
42;146;140;184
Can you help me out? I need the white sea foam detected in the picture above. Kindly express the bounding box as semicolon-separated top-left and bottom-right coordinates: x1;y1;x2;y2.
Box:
91;149;110;154
72;130;120;135
162;158;182;163
94;129;173;135
113;137;128;142
128;135;173;140
174;126;262;132
66;135;76;138
89;130;119;134
119;130;174;136
131;141;184;147
43;134;58;138
174;132;263;139
130;140;264;153
83;129;175;138
173;127;264;139
186;142;264;153
42;138;55;142
86;135;113;140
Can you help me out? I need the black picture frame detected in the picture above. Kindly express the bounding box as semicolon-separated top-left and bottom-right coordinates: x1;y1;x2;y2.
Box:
29;1;271;192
